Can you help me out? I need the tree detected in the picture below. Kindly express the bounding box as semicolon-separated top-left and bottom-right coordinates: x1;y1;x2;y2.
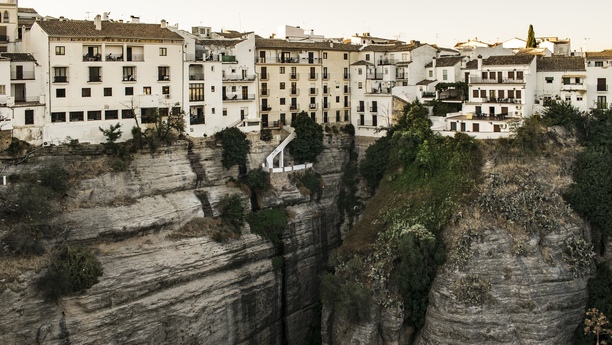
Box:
288;111;324;163
526;24;537;48
215;127;251;169
584;308;611;345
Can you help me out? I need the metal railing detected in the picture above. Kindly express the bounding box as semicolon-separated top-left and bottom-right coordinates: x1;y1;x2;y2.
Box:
469;77;525;84
53;76;68;83
597;85;608;91
224;94;255;101
366;73;384;80
290;73;299;80
255;57;321;64
309;88;318;95
290;89;299;95
309;103;318;110
223;74;256;81
323;73;330;80
261;106;272;111
370;107;378;113
485;98;522;104
290;104;299;110
260;73;269;80
308;73;318;80
89;76;102;82
260;89;269;96
10;71;35;80
422;92;436;98
189;73;205;80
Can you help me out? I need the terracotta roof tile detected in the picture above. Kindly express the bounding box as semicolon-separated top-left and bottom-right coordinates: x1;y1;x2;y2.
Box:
536;56;585;72
483;55;535;66
351;60;374;66
425;56;464;68
198;39;244;48
464;60;478;69
255;38;359;51
0;53;37;63
35;20;183;40
585;50;612;60
416;79;436;85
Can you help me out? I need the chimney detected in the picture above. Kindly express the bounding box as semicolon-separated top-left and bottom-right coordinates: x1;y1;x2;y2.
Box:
477;54;483;71
130;15;140;23
94;14;102;30
432;56;436;68
102;12;110;21
161;19;167;29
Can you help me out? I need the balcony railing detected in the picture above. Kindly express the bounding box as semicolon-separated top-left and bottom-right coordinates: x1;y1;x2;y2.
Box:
189;73;205;80
221;55;237;63
357;106;365;112
323;73;330;80
308;73;318;80
323;88;329;95
422;92;436;98
223;74;256;81
126;54;145;62
290;103;299;110
396;73;407;79
485;98;522;104
309;103;318;110
0;35;9;43
370;107;378;113
54;76;68;83
469;77;525;84
255;57;321;64
597;85;608;92
261;106;272;111
122;75;136;82
224;94;255;101
377;58;396;66
15;96;41;104
322;103;330;109
106;54;124;61
290;73;299;80
89;76;102;82
366;73;384;80
343;73;350;80
11;71;35;80
290;89;299;95
309;88;318;95
260;89;269;96
260;73;269;80
83;54;103;61
344;86;351;93
158;75;170;81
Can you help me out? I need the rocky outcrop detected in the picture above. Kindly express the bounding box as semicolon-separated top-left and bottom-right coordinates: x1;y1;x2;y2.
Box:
0;130;352;344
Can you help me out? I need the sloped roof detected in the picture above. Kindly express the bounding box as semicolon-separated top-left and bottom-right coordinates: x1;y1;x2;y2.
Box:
416;79;436;85
0;53;37;63
35;20;183;40
585;50;612;60
536;56;586;72
360;42;424;53
198;39;244;48
464;60;478;70
213;31;252;39
483;54;535;66
515;48;549;56
425;56;464;68
255;38;359;51
351;60;374;66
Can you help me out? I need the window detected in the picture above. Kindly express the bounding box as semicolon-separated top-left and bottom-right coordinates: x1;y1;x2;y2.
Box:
545;77;554;83
515;90;522;99
189;83;204;101
104;87;112;97
358;82;363;89
443;70;448;80
429;70;433;78
516;71;524;79
0;85;4;95
105;110;118;120
51;112;66;123
597;78;607;91
158;66;170;81
55;46;65;55
122;109;135;119
508;90;514;98
89;67;101;82
125;87;134;96
159;47;167;56
56;88;66;98
162;86;170;95
123;66;136;81
280;98;286;105
280;67;285;74
280;82;285;90
595;61;604;67
25;110;34;125
54;67;67;83
577;96;583;101
143;86;151;95
365;54;370;61
141;108;156;123
82;88;91;97
480;90;486;98
565;95;571;102
336;96;340;103
211;86;215;92
498;90;505;98
323;52;327;59
508;71;515;79
597;96;607;109
69;111;84;122
472;89;479;98
344;53;348;60
211;108;215;115
223;108;227;116
358;68;362;75
87;111;102;121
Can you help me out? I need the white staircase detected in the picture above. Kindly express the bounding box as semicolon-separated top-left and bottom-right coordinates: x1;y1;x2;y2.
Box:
265;126;296;170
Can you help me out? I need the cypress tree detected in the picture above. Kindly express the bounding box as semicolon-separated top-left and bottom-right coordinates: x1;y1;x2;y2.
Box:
526;24;536;48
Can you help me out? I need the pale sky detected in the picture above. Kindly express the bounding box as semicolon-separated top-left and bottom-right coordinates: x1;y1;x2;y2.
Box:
19;0;612;52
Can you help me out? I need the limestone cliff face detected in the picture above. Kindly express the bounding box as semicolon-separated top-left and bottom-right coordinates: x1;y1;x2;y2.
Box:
0;131;352;345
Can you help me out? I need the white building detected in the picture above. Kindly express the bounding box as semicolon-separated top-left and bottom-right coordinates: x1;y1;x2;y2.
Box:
28;15;185;145
585;49;612;110
534;56;587;113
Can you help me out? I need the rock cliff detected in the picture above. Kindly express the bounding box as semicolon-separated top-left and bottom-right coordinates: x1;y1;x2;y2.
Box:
0;130;352;344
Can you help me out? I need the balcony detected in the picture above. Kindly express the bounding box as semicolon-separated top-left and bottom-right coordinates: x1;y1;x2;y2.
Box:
343;73;350;80
344;86;351;94
308;73;318;80
122;75;136;82
323;73;330;80
260;89;269;96
421;91;436;98
357;106;365;112
370;107;378;113
224;94;255;101
366;72;384;80
469;77;525;84
223;74;256;82
290;73;299;80
260;73;269;80
221;55;237;63
309;88;318;95
89;76;102;82
83;54;103;62
158;75;170;81
11;71;35;80
255;57;321;64
396;73;407;80
322;103;330;109
0;35;8;43
189;73;205;80
290;103;299;110
309;103;318;110
484;98;522;104
377;58;396;66
261;105;272;112
53;76;68;83
290;89;299;96
560;82;586;91
106;54;124;61
322;88;330;95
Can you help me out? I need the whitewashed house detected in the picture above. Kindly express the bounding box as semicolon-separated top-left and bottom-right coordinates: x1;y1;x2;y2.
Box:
534;56;587;113
28;15;185;145
585;49;612;110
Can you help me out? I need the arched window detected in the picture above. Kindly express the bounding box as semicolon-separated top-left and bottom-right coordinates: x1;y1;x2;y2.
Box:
3;11;9;23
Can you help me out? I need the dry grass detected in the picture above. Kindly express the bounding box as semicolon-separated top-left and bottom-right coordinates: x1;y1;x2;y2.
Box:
0;254;50;292
167;217;239;242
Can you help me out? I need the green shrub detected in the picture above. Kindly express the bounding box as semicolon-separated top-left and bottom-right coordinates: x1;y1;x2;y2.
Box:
288;111;324;163
38;163;68;196
291;169;323;200
247;208;287;249
2;224;52;256
342;123;355;136
3;184;55;223
244;168;271;192
574;264;612;344
541;100;583;131
321;272;371;323
359;135;391;193
215;127;251;169
37;245;103;300
219;194;245;232
260;128;273;141
6;137;31;156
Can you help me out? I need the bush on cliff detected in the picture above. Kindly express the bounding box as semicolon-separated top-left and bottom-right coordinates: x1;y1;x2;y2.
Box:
215;127;251;170
288;111;324;163
246;208;288;249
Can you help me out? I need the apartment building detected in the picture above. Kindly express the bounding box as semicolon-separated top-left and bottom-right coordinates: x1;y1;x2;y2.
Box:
255;38;358;128
28;15;184;145
534;56;587;112
0;0;18;53
585;49;612;110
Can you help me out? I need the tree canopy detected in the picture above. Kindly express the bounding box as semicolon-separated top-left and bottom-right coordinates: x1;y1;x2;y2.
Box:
288;111;324;163
526;24;536;48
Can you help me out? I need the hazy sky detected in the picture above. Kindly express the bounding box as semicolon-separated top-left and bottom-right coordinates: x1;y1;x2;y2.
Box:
19;0;612;52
